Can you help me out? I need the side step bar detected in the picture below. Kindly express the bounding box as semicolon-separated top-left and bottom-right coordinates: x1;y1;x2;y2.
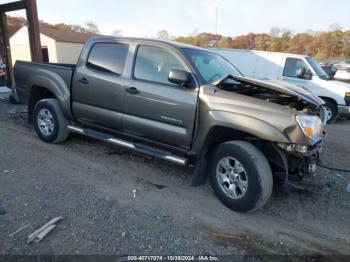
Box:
67;125;188;166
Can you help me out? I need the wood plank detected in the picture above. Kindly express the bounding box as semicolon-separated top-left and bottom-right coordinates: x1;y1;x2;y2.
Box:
0;1;26;12
25;0;43;62
0;12;14;87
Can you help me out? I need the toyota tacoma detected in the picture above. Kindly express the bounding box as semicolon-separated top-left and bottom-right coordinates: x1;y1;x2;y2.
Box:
14;37;327;212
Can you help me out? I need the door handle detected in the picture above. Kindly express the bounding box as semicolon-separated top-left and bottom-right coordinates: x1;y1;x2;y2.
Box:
126;87;140;95
78;78;89;85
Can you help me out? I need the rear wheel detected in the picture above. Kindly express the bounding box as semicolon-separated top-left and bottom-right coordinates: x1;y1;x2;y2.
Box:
324;100;338;124
210;141;273;212
33;99;69;144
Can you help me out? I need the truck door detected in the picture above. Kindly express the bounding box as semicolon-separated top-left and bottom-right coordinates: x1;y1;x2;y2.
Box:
72;42;129;130
280;57;313;89
123;45;198;149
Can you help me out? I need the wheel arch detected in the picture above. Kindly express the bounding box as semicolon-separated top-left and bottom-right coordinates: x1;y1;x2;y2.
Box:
191;121;287;186
27;74;72;123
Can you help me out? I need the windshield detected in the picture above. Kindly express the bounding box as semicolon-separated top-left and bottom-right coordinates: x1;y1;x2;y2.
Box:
306;57;330;80
181;48;242;84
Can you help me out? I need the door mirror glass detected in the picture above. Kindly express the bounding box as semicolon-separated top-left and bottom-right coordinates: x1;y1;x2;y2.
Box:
168;69;189;87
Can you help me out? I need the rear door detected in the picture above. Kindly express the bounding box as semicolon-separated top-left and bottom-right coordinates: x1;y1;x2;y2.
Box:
72;42;129;130
122;45;199;149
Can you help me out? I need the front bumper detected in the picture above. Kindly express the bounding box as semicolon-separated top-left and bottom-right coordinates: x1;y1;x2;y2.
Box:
277;131;326;177
338;105;350;117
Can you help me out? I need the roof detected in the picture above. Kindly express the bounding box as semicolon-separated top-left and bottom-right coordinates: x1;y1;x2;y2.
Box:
210;47;308;59
40;25;97;44
87;36;202;50
11;25;97;44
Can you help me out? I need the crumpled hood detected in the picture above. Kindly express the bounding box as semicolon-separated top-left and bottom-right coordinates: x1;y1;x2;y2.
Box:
213;75;325;108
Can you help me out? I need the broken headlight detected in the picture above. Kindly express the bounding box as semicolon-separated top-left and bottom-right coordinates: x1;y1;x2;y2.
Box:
296;114;324;143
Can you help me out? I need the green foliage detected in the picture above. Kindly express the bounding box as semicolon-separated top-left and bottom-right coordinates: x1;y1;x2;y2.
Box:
175;27;350;61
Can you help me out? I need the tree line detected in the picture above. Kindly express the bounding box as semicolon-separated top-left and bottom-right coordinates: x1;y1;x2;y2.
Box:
7;16;350;61
174;26;350;61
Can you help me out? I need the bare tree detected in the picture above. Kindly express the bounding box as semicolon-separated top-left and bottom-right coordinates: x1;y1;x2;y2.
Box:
112;29;122;37
158;30;169;40
85;22;100;34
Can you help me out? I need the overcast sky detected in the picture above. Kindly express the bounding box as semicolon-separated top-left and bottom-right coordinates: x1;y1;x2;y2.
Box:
1;0;349;37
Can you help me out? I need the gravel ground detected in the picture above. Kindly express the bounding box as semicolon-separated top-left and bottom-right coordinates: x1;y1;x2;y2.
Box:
0;93;350;258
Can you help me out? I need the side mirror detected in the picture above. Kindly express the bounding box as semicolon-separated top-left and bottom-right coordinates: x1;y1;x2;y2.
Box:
168;69;189;87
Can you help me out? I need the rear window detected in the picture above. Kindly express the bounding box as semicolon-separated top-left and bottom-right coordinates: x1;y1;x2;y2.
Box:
87;43;128;75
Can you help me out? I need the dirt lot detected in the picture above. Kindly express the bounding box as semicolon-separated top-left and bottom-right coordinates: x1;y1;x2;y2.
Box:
0;92;350;259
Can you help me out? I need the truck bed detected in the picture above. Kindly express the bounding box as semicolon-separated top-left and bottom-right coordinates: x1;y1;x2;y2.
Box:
14;60;76;104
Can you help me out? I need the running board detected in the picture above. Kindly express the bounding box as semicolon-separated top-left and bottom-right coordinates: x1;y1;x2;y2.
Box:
67;125;188;166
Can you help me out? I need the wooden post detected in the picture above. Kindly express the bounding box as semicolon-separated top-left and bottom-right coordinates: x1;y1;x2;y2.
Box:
25;0;42;62
0;12;14;87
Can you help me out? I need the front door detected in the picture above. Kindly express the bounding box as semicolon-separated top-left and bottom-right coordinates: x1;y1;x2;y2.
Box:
72;42;129;131
281;57;313;90
123;45;198;149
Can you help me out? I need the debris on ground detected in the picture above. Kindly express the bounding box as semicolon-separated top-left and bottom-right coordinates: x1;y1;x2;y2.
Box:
27;217;62;243
336;173;345;179
9;224;31;237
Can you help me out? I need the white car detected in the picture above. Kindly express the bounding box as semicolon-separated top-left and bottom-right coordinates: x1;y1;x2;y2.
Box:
335;68;350;82
210;48;350;123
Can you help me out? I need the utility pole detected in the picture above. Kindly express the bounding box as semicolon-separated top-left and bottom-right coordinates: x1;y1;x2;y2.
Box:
215;6;218;47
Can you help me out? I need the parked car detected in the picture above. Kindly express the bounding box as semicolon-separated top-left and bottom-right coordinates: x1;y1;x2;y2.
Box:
320;64;337;79
210;48;350;123
333;61;350;70
334;67;350;83
14;37;326;212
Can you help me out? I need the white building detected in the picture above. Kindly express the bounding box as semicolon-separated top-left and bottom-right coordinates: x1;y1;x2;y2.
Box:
10;25;96;65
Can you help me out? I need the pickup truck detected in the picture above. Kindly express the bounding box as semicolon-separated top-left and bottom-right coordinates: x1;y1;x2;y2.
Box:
14;37;327;212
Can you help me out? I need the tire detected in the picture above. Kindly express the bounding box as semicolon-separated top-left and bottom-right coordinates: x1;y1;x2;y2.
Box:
324;101;338;124
210;141;273;213
33;99;69;144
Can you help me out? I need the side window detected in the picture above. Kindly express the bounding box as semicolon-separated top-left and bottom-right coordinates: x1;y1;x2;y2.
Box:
87;43;128;75
134;45;186;85
283;57;309;78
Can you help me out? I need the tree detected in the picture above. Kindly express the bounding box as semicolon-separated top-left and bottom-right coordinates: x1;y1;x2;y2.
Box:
71;24;86;33
112;29;122;37
158;30;169;40
85;22;100;34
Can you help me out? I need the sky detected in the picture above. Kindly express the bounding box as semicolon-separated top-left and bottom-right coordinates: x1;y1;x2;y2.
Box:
1;0;349;37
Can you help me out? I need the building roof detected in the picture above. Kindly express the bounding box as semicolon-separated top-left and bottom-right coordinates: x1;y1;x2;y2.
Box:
39;25;97;44
10;25;97;44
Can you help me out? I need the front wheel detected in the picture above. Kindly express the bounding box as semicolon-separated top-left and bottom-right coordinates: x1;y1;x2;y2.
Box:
210;141;273;213
33;99;69;144
324;101;338;124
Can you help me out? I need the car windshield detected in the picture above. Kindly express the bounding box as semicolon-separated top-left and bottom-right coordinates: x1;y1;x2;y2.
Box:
306;57;330;80
181;48;242;84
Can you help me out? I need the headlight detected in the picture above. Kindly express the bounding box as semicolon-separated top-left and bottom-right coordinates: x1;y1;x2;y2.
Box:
296;114;323;143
